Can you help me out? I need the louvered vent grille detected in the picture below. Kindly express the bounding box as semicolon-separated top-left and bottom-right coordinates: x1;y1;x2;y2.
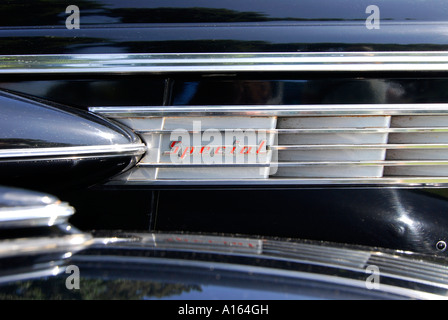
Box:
90;105;448;186
385;116;448;177
273;116;390;178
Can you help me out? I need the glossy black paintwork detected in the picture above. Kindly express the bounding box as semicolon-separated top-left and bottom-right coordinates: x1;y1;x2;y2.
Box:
61;188;153;230
172;77;448;105
54;185;448;257
0;90;138;148
0;78;166;109
0;185;57;209
155;189;448;257
2;24;448;55
0;239;414;300
3;0;448;26
2;0;448;54
4;76;448;108
2;230;448;300
0;156;139;192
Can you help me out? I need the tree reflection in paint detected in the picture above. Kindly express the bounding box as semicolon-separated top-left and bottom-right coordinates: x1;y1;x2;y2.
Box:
0;277;201;300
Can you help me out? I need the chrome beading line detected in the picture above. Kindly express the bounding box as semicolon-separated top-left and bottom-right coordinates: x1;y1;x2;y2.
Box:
137;160;448;168
0;144;147;160
4;52;448;73
272;144;448;150
89;104;448;118
134;128;448;134
107;177;448;187
0;234;93;258
0;202;74;228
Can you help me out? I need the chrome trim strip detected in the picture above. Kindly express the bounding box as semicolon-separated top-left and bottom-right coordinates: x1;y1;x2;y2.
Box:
272;144;448;150
137;163;270;168
0;144;147;160
0;233;93;258
89;104;448;118
108;177;448;187
0;266;66;285
135;128;448;134
4;52;448;74
0;202;74;228
137;160;448;167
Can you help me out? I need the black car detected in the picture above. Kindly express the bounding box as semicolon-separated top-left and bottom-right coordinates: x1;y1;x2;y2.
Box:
1;0;448;302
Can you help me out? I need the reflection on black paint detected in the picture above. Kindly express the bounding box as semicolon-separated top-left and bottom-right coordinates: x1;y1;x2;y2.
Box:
2;0;448;27
156;188;448;256
0;278;201;300
0;79;165;108
174;80;284;105
2;1;448;54
173;78;448;106
3;78;448;107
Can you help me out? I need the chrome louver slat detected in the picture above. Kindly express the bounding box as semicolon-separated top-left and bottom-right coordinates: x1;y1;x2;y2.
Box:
89;104;448;186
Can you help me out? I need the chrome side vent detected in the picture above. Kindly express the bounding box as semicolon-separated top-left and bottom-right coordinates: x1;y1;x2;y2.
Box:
90;104;448;187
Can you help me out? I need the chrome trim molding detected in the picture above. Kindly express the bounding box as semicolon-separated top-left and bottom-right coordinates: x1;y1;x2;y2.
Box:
0;202;74;228
0;144;147;161
4;52;448;73
108;177;448;187
272;144;448;150
137;160;448;167
90;104;448;118
135;128;448;134
0;266;66;285
0;233;93;258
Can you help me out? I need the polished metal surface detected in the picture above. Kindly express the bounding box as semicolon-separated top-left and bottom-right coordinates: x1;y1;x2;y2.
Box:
0;232;92;258
0;203;74;228
136;160;448;167
90;104;448;118
109;177;448;186
0;265;66;285
0;186;75;228
4;52;448;73
0;186;93;279
0;144;146;161
135;128;448;134
273;144;448;150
